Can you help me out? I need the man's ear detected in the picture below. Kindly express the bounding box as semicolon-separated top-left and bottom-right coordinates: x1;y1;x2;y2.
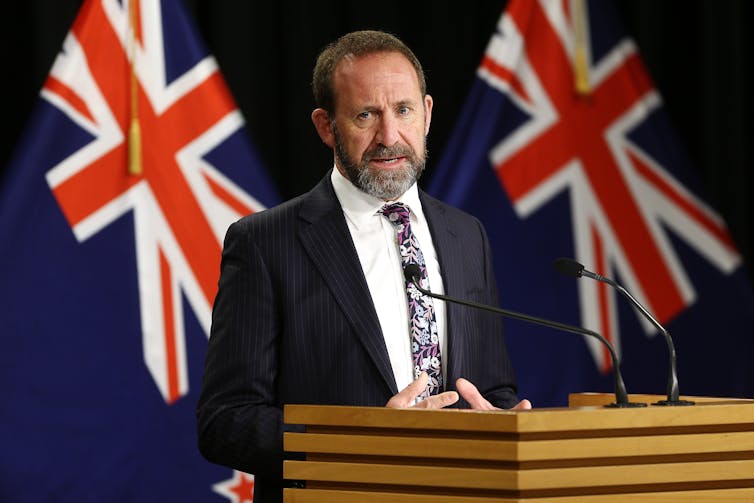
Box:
423;94;433;136
311;108;335;148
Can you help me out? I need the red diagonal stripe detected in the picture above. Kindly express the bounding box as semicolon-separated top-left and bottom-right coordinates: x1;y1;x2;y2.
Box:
593;223;613;373
628;149;737;251
480;55;531;105
204;173;255;217
160;247;180;404
43;76;96;124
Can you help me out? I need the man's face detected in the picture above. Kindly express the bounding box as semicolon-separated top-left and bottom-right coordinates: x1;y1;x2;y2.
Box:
321;52;433;200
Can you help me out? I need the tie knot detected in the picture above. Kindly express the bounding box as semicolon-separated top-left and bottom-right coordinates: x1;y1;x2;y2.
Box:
380;202;411;227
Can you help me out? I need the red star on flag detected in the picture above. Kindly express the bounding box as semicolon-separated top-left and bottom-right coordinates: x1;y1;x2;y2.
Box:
212;470;255;502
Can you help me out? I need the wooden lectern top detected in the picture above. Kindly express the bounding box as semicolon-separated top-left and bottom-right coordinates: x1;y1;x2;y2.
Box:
285;393;754;435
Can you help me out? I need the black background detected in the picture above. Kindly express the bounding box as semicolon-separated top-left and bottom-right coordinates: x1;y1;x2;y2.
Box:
3;1;753;278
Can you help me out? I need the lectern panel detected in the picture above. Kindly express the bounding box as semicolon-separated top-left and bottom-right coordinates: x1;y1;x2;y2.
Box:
283;394;754;501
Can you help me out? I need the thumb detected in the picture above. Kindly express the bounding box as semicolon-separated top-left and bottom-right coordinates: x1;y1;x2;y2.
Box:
386;372;428;408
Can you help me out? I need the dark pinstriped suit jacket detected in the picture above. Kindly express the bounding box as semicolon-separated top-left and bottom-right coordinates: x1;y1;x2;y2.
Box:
197;172;519;502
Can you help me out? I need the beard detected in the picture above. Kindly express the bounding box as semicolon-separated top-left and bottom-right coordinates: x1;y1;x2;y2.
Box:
333;122;427;200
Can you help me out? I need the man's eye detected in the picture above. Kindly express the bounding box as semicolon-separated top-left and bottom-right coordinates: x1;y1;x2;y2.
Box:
357;111;372;120
398;106;410;115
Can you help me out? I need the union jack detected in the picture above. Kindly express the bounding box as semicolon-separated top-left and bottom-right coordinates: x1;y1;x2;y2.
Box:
431;0;741;376
42;0;270;403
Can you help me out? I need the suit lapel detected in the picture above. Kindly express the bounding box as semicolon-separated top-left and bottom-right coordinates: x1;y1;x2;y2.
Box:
298;174;398;395
420;191;466;391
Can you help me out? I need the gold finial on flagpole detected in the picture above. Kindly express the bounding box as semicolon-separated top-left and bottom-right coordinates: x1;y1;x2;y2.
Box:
571;0;591;95
128;0;142;176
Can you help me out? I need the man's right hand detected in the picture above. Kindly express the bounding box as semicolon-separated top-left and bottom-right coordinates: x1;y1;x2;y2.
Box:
386;372;459;409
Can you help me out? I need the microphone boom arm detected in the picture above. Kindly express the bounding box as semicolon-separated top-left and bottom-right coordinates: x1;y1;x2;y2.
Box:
405;267;643;408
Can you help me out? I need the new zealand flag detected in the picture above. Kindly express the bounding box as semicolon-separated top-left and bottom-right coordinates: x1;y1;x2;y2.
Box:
429;0;754;407
0;0;278;500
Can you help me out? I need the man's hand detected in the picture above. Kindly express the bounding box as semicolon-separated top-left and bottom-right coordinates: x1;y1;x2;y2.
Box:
456;378;532;410
386;372;459;409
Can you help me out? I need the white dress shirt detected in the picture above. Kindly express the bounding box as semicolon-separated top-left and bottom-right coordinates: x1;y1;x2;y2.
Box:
330;168;447;394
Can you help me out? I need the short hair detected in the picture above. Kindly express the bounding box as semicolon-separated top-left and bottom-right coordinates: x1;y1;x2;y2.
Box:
312;30;427;114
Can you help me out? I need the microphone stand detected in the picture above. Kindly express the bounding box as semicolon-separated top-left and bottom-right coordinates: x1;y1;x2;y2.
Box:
553;258;694;406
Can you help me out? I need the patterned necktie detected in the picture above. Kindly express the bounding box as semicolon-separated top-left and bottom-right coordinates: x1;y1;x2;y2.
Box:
380;202;442;400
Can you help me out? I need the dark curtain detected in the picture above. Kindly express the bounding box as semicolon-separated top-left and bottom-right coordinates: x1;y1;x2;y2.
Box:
3;0;753;277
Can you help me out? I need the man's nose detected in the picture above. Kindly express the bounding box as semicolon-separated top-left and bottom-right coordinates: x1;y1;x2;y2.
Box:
375;114;400;147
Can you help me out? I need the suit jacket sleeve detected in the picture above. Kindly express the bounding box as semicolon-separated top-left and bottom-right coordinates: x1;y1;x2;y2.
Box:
432;198;520;410
475;217;519;408
196;218;297;481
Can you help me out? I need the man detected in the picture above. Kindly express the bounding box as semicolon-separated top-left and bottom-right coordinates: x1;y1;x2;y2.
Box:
197;30;530;502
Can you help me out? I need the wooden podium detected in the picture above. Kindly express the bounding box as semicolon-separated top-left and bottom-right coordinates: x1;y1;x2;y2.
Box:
283;393;754;501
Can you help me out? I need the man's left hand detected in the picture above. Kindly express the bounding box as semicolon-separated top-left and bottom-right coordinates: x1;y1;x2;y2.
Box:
456;377;532;410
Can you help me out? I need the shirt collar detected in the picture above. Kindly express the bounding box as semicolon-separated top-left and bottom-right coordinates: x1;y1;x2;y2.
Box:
330;167;425;230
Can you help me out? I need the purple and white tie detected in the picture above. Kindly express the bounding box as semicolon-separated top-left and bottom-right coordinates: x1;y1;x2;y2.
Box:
380;202;442;400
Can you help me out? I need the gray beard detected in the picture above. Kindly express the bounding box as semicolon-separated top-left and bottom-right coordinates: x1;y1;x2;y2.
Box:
333;122;427;200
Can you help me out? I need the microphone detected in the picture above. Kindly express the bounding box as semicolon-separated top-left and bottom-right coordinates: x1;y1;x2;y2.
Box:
403;264;645;408
552;257;694;406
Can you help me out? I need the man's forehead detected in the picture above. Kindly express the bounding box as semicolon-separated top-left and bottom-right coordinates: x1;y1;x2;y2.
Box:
334;51;420;88
332;52;422;110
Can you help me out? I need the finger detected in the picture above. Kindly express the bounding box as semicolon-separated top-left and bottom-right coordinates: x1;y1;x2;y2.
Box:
412;390;459;409
456;378;497;410
386;372;428;408
511;399;532;410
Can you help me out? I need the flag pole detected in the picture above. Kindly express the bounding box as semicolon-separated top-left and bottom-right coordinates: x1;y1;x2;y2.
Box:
571;0;591;95
128;0;142;176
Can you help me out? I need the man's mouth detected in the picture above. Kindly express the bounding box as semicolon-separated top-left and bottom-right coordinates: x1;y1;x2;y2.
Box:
370;156;406;165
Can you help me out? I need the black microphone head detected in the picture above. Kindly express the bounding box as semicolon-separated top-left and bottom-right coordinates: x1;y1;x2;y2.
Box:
553;257;585;278
403;264;422;284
